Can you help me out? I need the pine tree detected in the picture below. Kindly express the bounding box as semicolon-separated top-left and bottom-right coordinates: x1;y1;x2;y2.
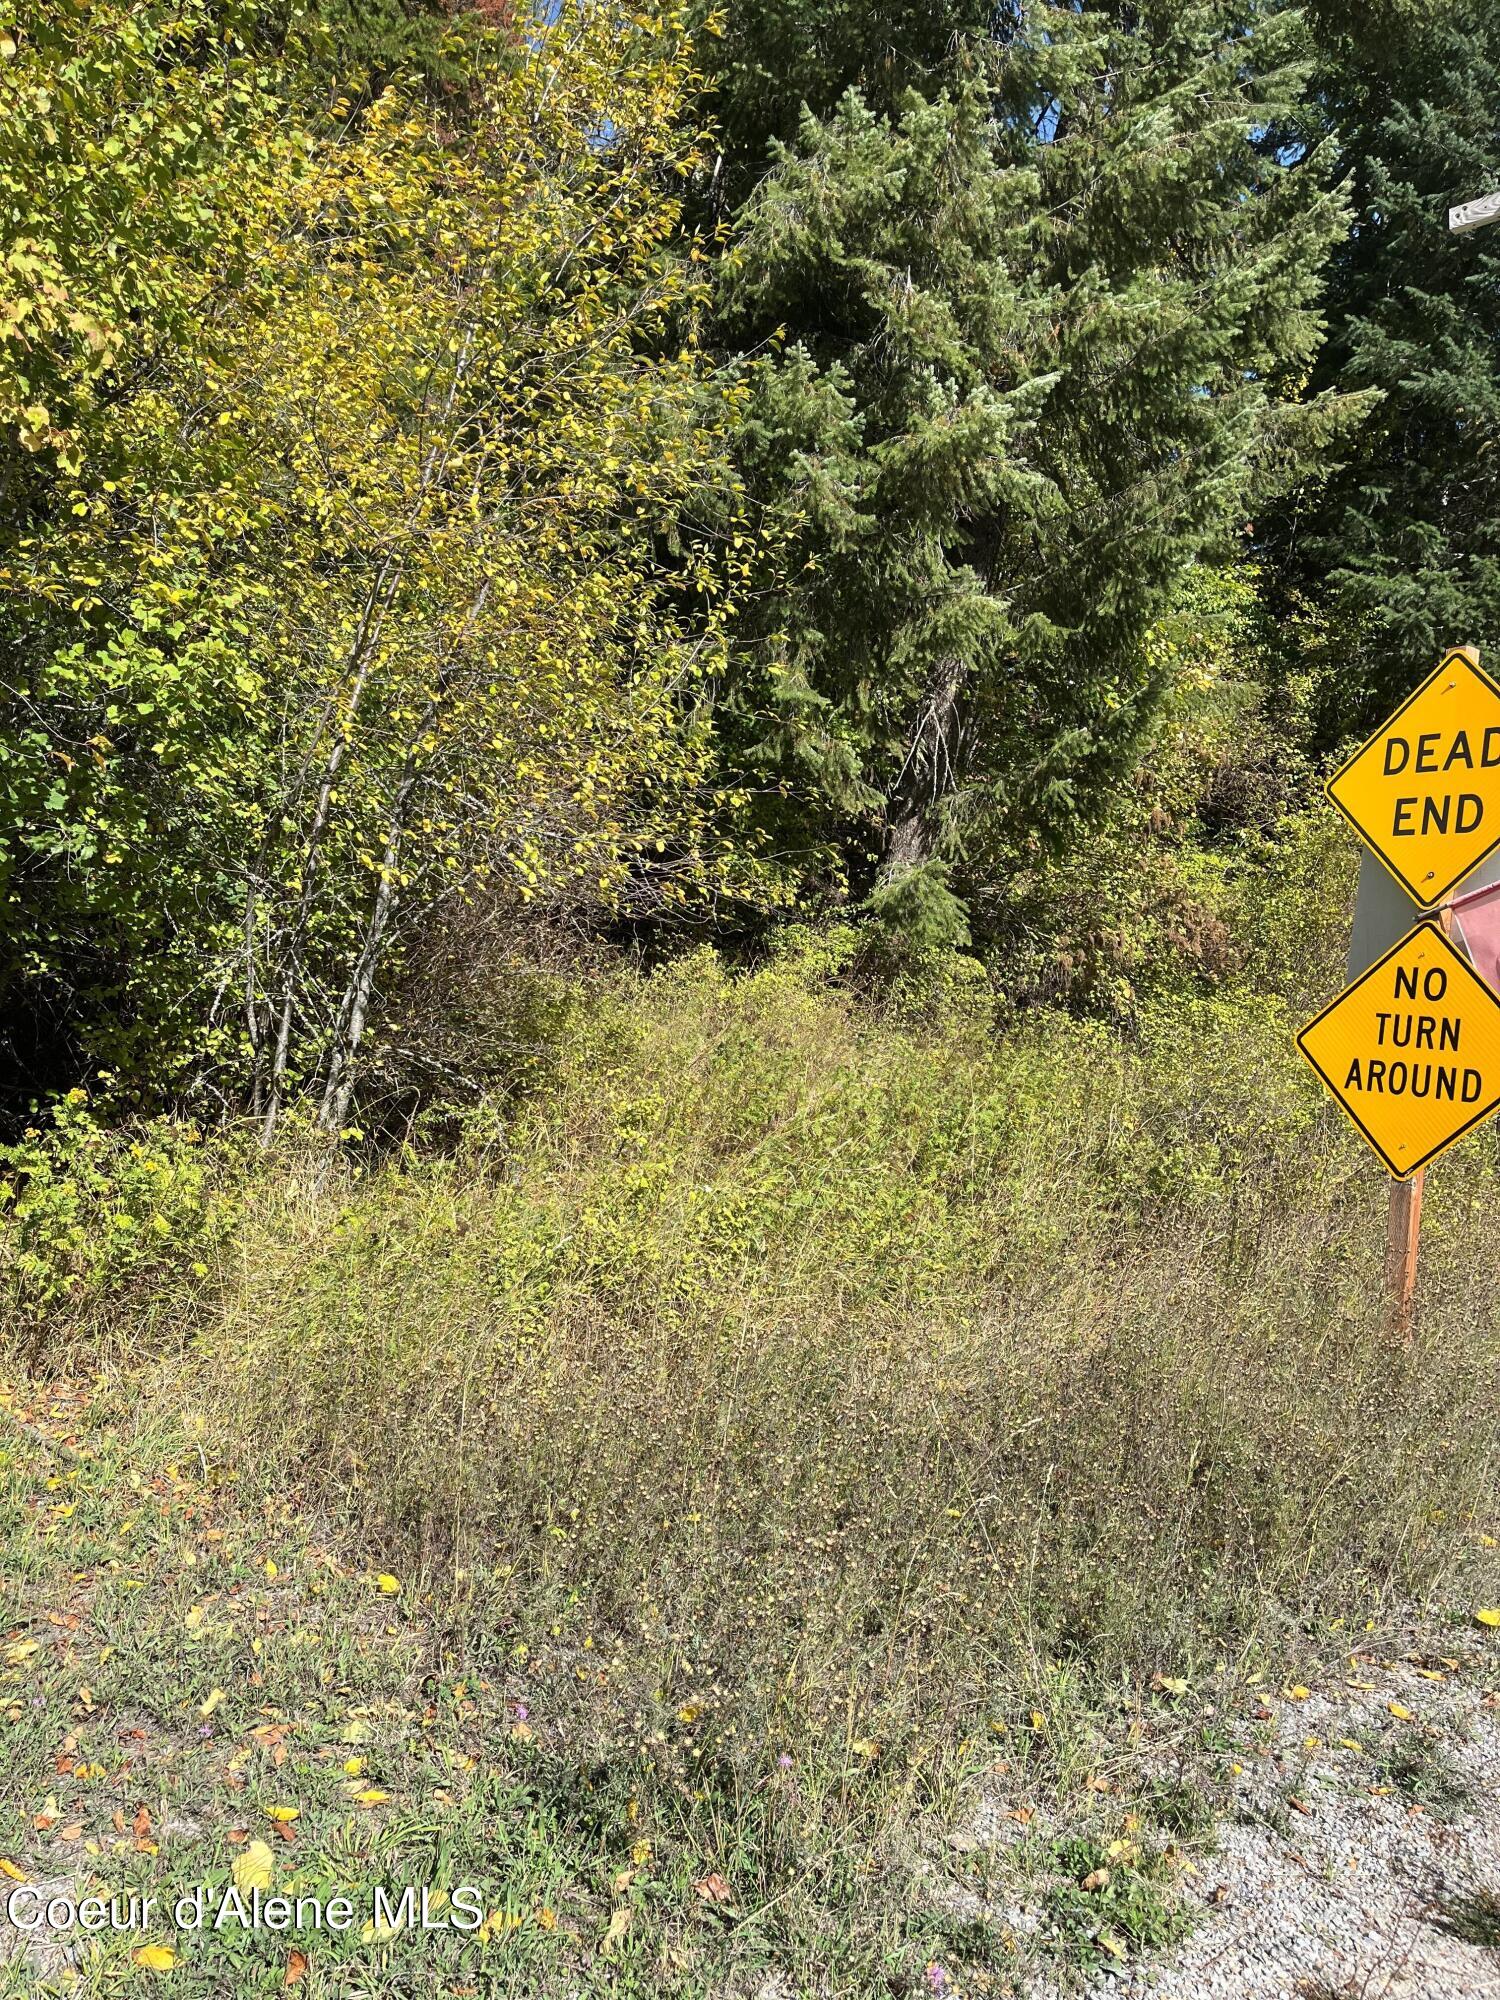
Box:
1267;0;1500;742
706;1;1355;945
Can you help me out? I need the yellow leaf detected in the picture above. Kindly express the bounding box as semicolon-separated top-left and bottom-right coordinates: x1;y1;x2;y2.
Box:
133;1945;177;1971
198;1688;226;1719
1285;1685;1311;1701
1388;1702;1412;1720
233;1840;275;1894
0;1859;27;1883
1157;1676;1190;1696
1029;1710;1046;1730
352;1789;388;1807
851;1738;881;1759
1476;1608;1500;1628
343;1757;365;1776
263;1559;278;1579
599;1905;631;1954
265;1806;299;1823
1098;1931;1127;1961
375;1574;401;1597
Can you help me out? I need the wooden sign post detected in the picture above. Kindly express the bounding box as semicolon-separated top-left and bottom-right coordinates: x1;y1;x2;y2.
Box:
1450;190;1500;236
1382;901;1453;1337
1299;647;1500;1337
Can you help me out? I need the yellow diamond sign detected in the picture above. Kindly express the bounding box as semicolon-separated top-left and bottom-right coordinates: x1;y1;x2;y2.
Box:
1326;648;1500;905
1297;922;1500;1177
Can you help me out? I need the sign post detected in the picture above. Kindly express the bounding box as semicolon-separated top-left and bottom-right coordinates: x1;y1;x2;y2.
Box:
1450;191;1500;235
1299;647;1500;1338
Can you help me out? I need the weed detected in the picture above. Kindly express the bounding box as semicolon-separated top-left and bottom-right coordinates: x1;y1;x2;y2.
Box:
1144;1778;1217;1842
1373;1730;1474;1822
1432;1887;1500;1948
5;953;1500;1991
1034;1835;1191;1972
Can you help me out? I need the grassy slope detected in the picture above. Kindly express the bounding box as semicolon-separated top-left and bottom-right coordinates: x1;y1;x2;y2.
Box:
4;930;1500;1994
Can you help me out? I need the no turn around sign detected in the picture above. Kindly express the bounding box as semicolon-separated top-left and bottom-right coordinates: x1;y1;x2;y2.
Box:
1296;921;1500;1177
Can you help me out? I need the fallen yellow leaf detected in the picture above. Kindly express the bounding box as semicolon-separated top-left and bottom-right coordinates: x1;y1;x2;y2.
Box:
1388;1702;1413;1720
375;1574;401;1597
264;1806;300;1823
0;1859;26;1883
1476;1608;1500;1629
198;1688;226;1720
233;1840;275;1894
133;1944;177;1971
351;1788;388;1807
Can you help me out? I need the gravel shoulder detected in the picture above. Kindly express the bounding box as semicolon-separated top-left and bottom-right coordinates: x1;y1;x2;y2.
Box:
942;1639;1500;2000
1099;1659;1500;1999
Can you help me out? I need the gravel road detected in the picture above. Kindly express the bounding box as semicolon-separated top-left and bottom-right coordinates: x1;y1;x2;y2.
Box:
996;1651;1500;2000
1096;1657;1500;1999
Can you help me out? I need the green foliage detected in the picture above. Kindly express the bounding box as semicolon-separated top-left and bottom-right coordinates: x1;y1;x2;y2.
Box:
9;941;1500;1988
11;932;1500;1984
0;1089;235;1323
1036;1834;1192;1971
982;563;1313;1017
0;0;282;485
1266;0;1500;739
1;3;771;1124
707;0;1358;944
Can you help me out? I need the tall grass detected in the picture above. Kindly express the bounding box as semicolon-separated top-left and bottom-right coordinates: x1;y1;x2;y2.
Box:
191;943;1500;1753
6;915;1500;1979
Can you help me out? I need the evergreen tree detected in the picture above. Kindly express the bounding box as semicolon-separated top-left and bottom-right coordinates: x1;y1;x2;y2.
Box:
1267;0;1500;742
706;2;1356;945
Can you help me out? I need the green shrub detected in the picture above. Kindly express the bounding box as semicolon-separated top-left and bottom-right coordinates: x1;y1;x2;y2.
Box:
0;1089;241;1345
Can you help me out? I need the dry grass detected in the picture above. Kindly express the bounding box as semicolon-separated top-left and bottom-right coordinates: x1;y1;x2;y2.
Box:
197;949;1500;1787
6;936;1500;1987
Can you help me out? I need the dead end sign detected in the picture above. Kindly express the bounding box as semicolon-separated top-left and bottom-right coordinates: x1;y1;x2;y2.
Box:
1326;647;1500;905
1296;921;1500;1178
